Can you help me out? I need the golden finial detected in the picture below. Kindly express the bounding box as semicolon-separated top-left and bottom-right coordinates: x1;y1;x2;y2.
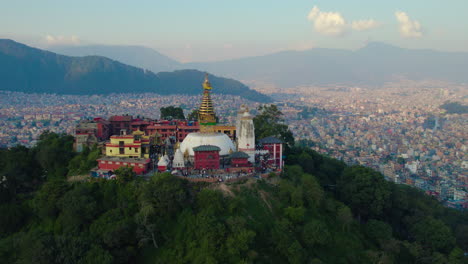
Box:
203;73;212;90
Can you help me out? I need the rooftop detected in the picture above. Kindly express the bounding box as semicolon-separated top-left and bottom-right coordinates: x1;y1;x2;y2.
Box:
230;151;250;159
193;145;221;152
259;136;283;144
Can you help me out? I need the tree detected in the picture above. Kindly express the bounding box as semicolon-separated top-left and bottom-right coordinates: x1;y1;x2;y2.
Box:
336;205;353;232
160;106;185;120
0;145;42;197
82;245;113;264
136;173;189;248
35;131;75;179
115;166;135;183
253;104;294;148
187;109;199;121
365;220;393;245
32;179;69;220
301;173;324;208
411;217;455;253
302;219;331;247
338;166;391;220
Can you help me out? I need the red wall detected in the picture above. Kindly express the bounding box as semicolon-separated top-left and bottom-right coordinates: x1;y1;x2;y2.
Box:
263;143;282;168
231;157;250;167
97;159;150;175
194;150;220;170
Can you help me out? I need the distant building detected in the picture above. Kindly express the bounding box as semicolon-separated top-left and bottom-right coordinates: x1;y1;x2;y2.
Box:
109;115;132;136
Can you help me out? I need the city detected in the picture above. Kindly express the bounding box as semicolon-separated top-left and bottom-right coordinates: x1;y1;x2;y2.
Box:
1;80;466;208
1;1;468;262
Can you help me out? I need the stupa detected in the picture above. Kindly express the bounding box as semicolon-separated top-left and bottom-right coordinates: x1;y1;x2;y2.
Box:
179;74;236;160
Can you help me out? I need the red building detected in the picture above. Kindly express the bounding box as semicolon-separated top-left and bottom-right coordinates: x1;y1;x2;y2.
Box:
193;145;220;170
130;120;153;132
96;156;151;175
230;151;251;167
75;118;111;141
109;115;133;136
259;136;283;170
146;120;200;142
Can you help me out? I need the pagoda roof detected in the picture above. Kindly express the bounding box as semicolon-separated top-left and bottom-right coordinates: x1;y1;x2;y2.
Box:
193;145;221;152
229;151;249;159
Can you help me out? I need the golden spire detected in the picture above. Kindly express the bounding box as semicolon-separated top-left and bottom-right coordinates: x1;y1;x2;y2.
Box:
199;73;217;132
203;73;212;90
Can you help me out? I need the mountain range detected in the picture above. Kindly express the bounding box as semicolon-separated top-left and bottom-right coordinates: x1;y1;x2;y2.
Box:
0;39;270;102
52;42;468;88
51;44;180;74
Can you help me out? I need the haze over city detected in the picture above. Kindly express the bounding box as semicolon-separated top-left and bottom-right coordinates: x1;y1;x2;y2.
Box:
2;0;468;62
0;1;467;263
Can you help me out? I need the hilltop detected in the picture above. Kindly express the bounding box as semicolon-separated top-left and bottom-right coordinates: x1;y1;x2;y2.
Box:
0;39;271;102
0;132;466;263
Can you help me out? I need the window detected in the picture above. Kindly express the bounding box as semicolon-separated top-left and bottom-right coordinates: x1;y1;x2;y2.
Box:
135;148;138;153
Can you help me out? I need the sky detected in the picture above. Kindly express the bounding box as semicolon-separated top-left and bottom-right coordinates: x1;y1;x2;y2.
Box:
1;0;467;62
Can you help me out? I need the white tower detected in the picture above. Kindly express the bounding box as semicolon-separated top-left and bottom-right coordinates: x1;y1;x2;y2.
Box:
236;104;248;142
172;148;185;169
237;109;255;163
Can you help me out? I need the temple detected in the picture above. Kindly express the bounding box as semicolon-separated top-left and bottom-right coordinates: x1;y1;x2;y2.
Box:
84;74;284;180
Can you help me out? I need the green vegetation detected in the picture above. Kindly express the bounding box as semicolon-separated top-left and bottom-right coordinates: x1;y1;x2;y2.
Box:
187;109;199;121
68;144;101;176
160;106;185;120
0;39;272;103
441;101;468;114
254;104;295;149
0;131;467;263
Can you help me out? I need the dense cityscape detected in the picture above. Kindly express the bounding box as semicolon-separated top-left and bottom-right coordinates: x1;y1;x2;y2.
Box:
3;1;468;262
1;80;466;209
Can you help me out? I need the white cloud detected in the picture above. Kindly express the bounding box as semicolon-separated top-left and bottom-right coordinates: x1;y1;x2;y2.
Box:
307;6;380;37
351;19;380;31
44;35;80;45
307;6;347;36
395;11;423;38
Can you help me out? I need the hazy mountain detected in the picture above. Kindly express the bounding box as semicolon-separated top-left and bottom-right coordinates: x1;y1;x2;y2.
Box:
185;42;468;87
0;39;271;102
51;44;181;73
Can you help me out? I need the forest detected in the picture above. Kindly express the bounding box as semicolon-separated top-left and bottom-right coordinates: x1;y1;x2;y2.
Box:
0;117;467;263
0;132;466;263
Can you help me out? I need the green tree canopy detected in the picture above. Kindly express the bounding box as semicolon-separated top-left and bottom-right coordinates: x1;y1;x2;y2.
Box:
253;104;294;148
160;106;185;120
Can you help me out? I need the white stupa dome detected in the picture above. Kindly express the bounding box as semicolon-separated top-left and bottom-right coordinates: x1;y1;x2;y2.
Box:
180;132;235;156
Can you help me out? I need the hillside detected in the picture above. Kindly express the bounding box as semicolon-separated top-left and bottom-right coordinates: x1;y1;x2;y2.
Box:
0;39;271;102
52;42;468;88
51;44;181;74
186;42;468;87
0;132;466;264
